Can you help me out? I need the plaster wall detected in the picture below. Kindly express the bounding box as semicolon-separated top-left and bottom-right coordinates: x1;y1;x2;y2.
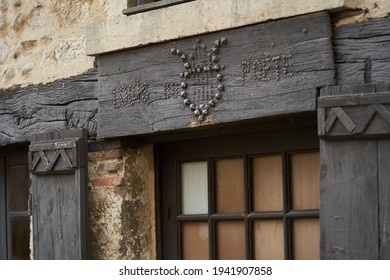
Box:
1;0;389;89
86;0;390;56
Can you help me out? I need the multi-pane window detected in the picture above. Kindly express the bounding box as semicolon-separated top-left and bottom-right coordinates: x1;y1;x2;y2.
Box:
178;153;319;260
124;0;195;15
160;128;320;259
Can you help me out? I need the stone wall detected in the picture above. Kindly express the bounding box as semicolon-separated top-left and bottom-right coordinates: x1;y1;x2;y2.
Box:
88;145;156;260
86;0;390;56
2;0;389;89
0;0;106;89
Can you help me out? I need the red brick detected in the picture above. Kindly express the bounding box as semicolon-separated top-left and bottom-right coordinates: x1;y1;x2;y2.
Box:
92;176;123;187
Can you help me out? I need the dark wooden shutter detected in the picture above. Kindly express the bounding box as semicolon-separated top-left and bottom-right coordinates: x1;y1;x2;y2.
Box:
29;129;89;259
0;157;6;259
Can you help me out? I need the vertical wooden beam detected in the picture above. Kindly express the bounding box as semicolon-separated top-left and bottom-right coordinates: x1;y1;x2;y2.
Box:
0;157;6;259
379;139;390;259
320;139;379;259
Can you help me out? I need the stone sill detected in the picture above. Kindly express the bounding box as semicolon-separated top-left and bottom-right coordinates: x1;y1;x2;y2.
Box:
86;0;362;56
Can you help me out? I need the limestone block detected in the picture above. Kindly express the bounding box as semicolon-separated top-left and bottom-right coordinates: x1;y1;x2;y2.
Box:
12;13;23;32
0;41;10;64
11;0;21;7
0;15;6;30
21;61;34;75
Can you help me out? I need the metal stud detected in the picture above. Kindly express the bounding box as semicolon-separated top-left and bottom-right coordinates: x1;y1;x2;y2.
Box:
181;54;186;61
184;99;190;106
181;91;187;98
184;72;190;78
202;109;208;116
171;48;177;54
209;100;215;107
194;109;201;116
181;82;187;88
218;84;225;91
184;62;190;69
190;104;196;111
198;114;204;121
177;49;183;55
220;37;227;45
180;72;184;78
213;65;220;71
215;39;220;46
217;74;223;81
212;47;218;54
215;92;222;100
212;55;218;63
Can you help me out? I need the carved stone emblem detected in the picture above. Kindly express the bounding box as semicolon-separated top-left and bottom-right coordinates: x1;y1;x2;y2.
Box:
171;37;227;121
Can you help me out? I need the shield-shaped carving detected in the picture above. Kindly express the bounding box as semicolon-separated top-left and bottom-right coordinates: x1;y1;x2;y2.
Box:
171;37;227;121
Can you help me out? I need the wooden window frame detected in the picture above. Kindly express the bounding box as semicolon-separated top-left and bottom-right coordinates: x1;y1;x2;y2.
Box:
123;0;195;16
0;149;30;260
158;127;320;259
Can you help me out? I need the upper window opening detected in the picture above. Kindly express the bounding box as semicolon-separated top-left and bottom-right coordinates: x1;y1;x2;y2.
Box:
123;0;195;16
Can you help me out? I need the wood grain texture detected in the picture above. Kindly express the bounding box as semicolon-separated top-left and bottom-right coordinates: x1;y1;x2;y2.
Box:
98;12;335;138
320;140;379;259
0;157;5;260
31;129;89;260
379;139;390;259
334;17;390;85
318;85;390;138
0;71;98;147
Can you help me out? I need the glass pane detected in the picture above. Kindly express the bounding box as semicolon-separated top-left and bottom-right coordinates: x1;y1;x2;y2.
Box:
181;222;209;260
254;220;284;260
216;221;245;260
293;218;320;260
215;159;244;213
11;218;31;260
252;155;283;212
181;162;208;215
291;152;320;210
9;164;29;211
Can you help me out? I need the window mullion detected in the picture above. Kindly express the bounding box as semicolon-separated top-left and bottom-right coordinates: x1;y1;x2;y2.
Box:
209;159;214;260
282;152;291;260
244;155;251;260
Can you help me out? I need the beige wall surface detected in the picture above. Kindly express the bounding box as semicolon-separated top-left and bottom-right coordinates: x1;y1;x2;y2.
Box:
0;0;107;89
1;0;389;89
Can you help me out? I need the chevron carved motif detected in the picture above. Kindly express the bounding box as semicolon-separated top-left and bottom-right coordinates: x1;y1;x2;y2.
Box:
30;148;75;172
323;104;390;136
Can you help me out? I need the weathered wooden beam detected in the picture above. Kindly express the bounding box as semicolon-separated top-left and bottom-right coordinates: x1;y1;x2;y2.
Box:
98;12;335;138
334;17;390;85
0;71;98;146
